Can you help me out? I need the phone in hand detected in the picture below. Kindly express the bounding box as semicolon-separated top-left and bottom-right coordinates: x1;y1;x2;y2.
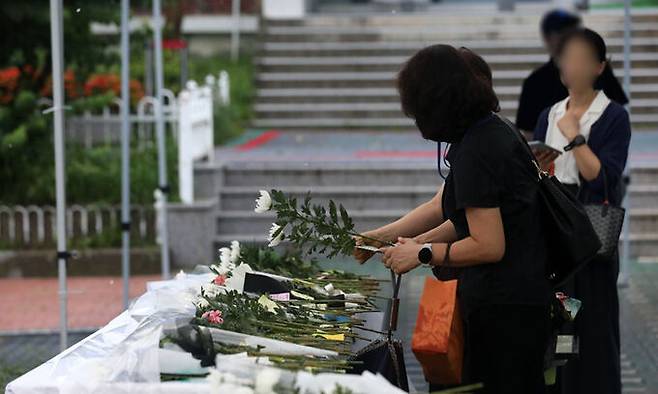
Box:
528;141;562;156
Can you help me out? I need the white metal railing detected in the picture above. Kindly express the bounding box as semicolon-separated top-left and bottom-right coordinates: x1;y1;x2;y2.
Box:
63;72;230;148
0;204;155;247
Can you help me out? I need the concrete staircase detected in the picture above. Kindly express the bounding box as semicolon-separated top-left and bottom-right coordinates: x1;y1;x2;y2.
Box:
209;162;441;246
253;11;658;132
169;10;658;268
165;159;658;266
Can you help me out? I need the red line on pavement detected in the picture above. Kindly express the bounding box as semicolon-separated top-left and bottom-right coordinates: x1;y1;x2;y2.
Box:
235;130;281;151
355;150;438;158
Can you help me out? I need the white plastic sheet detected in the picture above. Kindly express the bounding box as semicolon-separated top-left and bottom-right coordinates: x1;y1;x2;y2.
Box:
6;272;213;394
6;270;400;394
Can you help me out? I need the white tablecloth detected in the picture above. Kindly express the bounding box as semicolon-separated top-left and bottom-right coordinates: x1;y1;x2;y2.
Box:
6;272;404;394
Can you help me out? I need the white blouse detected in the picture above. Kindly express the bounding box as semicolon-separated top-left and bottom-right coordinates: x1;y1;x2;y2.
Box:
545;90;611;185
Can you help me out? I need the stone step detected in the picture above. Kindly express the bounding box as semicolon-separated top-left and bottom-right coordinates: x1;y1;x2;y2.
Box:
202;160;658;185
260;37;658;56
257;61;658;75
219;184;658;211
263;11;658;28
255;85;658;104
215;209;408;235
627;184;658;208
253;99;658;116
219;185;658;212
629;209;658;233
255;53;658;71
250;115;658;132
216;162;442;188
262;31;658;45
262;22;658;42
213;207;658;236
219;185;440;211
629;166;658;185
255;68;658;89
256;83;658;100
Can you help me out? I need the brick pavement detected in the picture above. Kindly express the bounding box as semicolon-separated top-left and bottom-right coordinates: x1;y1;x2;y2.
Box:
0;275;160;332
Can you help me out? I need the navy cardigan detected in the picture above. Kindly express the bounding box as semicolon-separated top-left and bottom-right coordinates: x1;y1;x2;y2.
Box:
533;101;631;206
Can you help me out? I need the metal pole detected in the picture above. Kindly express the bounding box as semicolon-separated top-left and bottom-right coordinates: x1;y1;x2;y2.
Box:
180;46;189;89
49;0;68;351
120;0;131;308
230;0;241;61
153;0;171;279
618;0;632;287
145;40;153;97
622;0;632;97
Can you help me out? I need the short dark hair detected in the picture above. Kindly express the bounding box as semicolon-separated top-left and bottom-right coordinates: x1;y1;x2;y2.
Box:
458;47;495;89
541;9;581;37
396;44;499;143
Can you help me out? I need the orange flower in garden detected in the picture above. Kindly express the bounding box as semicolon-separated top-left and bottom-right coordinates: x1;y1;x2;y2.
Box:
0;66;20;104
64;70;79;99
129;79;144;102
84;73;144;104
40;69;80;99
84;73;121;97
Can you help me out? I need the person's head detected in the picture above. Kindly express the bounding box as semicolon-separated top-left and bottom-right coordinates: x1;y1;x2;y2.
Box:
458;46;495;89
541;9;582;58
396;44;499;143
556;28;611;92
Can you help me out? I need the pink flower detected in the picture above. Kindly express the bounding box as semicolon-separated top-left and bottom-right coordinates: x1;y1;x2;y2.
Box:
202;310;224;325
213;274;227;286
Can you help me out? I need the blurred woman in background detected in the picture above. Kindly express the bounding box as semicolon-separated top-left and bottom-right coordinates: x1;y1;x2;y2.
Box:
533;28;631;394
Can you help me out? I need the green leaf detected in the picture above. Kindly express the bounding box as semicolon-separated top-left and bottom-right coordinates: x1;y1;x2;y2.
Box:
329;200;338;224
1;124;27;150
339;204;352;229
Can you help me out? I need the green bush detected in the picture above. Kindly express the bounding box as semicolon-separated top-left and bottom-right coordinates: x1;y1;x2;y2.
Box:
188;55;254;145
0;138;178;205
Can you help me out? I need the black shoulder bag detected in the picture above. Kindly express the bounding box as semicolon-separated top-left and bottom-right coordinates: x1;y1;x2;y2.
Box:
496;115;602;287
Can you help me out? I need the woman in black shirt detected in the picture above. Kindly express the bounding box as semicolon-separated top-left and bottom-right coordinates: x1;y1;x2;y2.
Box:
354;45;552;393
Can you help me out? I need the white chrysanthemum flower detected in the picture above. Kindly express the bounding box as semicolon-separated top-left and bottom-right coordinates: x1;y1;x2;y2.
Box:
195;298;210;308
202;283;223;298
230;240;241;264
267;223;284;247
219;247;232;265
254;190;272;213
254;368;281;394
217;247;235;273
207;370;253;394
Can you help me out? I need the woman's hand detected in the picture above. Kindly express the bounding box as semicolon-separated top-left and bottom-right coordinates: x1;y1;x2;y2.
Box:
534;150;560;172
380;237;423;275
353;230;387;264
557;111;581;141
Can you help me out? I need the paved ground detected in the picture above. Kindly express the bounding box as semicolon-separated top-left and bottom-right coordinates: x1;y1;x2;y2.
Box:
218;129;658;167
0;275;160;333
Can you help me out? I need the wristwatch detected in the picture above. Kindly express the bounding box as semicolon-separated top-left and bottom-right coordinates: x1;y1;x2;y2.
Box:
418;243;433;266
564;134;586;151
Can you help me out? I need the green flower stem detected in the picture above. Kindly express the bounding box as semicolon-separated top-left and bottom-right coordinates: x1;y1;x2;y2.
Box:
282;205;394;248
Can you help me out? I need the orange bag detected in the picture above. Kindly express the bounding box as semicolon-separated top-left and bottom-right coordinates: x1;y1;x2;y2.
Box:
411;277;464;385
